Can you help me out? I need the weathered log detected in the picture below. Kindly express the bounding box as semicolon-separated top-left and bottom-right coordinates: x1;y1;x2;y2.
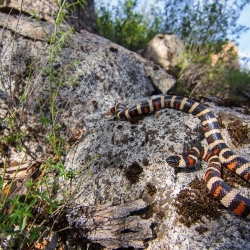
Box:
66;199;154;249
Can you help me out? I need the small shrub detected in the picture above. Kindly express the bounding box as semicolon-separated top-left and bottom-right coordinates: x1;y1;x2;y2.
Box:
96;0;162;51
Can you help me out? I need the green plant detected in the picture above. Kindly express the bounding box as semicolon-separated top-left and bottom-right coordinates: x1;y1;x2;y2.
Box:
0;111;26;152
96;0;162;50
0;0;92;249
0;156;40;247
96;0;249;98
227;68;250;100
161;0;250;96
162;1;249;47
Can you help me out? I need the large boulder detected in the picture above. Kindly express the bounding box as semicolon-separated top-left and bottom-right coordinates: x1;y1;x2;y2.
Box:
0;10;250;250
141;33;185;76
65;98;250;249
0;0;98;33
211;41;239;70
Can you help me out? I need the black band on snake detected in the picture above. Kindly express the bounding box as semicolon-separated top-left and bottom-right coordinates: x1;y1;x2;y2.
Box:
110;95;250;218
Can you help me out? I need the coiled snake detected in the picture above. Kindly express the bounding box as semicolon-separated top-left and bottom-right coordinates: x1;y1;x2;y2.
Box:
110;95;250;218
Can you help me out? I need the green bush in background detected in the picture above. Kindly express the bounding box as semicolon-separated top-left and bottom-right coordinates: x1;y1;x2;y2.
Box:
95;0;250;99
96;0;163;51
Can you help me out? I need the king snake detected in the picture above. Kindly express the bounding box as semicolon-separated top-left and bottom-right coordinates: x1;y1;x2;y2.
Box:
110;95;250;219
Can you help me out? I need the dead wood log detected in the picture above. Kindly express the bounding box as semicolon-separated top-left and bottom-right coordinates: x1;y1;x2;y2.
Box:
66;199;154;249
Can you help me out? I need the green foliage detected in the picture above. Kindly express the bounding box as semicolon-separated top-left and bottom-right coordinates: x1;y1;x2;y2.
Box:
96;0;162;50
161;0;249;94
162;0;249;46
1;131;25;152
96;0;250;98
227;68;250;100
0;112;25;152
0;157;44;247
161;0;249;70
96;0;249;53
0;1;89;248
0;176;58;247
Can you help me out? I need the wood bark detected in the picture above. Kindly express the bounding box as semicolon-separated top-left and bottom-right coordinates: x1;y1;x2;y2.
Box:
66;199;154;249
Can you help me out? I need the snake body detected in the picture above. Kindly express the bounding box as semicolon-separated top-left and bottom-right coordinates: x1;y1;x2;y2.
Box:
110;95;250;218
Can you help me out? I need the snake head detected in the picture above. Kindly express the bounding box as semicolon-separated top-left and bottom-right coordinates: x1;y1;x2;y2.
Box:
166;156;182;167
110;103;126;115
104;103;122;119
109;103;121;115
